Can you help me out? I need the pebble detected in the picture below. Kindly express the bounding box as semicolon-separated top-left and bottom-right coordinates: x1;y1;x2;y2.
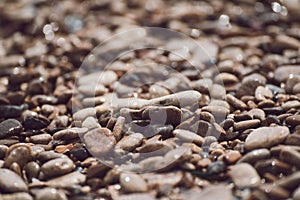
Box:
0;119;23;139
24;161;40;181
41;157;75;178
53;127;88;141
192;78;213;93
255;159;291;176
245;126;289;150
29;133;52;144
236;73;265;98
281;100;300;111
117;193;155;200
247;108;265;120
73;107;96;121
279;148;300;168
0;104;27;118
255;86;273;101
112;116;125;141
286;115;300;126
285;75;300;93
210;84;226;99
78;70;118;86
259;184;290;200
22;115;50;130
173;129;204;146
274;65;300;83
35;188;68;200
116;133;144;151
46;171;86;188
4;143;32;168
83;127;116;156
229;163;260;188
276;171;300;190
214;73;239;84
82;117;101;130
237;148;270;164
0;144;8;159
37;151;67;164
223;150;241;164
0;192;33;200
0;168;28;192
293;186;300;200
233;119;261;131
190;184;233;200
226;94;248;110
120;172;148;193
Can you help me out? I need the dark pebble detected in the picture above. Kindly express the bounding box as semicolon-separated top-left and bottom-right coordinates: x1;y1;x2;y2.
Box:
0;119;23;139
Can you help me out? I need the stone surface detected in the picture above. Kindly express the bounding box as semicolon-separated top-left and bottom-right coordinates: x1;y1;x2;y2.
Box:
120;172;148;193
0;119;23;139
229;163;261;188
0;168;28;193
245;126;289;150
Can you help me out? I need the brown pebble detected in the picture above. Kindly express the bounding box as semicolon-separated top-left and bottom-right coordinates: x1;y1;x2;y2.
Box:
41;157;75;179
0;168;28;192
223;150;241;164
226;94;248;110
120;172;148;193
233;119;261;132
35;188;67;200
229;163;261;188
286;114;300;126
4;143;32;168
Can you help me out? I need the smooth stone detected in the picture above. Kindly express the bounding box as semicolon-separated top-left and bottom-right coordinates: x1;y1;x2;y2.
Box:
22;115;50;130
35;188;67;200
192;78;213;93
281;100;300;111
214;73;239;84
229;163;260;188
46;171;86;188
78;70;117;86
245;126;289;150
237;148;270;164
82;117;101;130
236;73;266;98
247;108;265;120
73;107;96;121
37;151;67;164
226;94;248;110
0;144;8;159
279;148;300;168
53;127;88;141
286;115;300;126
24;161;40;181
274;65;300;83
259;184;290;200
277;171;300;190
190;184;233;200
210;84;226;99
112;116;125;141
117;194;155;200
0;119;23;139
115;133;144;152
173;129;204;146
41;157;75;178
223;150;242;164
0;192;33;200
83;128;116;156
78;84;108;96
0;168;28;192
255;86;273;101
29;133;52;144
233;119;261;131
293;186;300;200
120;172;148;193
285;75;300;93
4;143;32;168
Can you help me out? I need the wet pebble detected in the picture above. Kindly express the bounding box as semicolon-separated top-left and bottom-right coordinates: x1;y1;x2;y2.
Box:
22;115;50;130
274;65;300;83
35;188;67;200
233;119;261;132
4;143;32;168
116;133;144;151
245;126;289;150
83;127;116;156
41;157;75;178
0;168;28;192
46;171;86;188
229;163;260;188
0;119;23;139
173;129;204;146
120;172;148;193
0;192;33;200
286;114;300;126
53;127;88;141
29;133;52;144
237;148;270;164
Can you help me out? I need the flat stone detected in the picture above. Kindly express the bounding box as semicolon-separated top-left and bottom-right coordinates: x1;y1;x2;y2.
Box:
115;133;144;152
173;129;204;146
41;157;75;178
82;117;101;130
53;127;88;141
83;128;116;156
280;147;300;168
274;65;300;83
35;188;67;200
281;100;300;111
286;115;300;126
237;148;270;164
120;172;148;193
0;168;28;193
214;73;239;84
4;143;32;168
229;163;261;188
73;107;96;121
0;192;33;200
117;194;155;200
245;126;289;150
189;184;233;200
0;119;23;139
46;171;86;188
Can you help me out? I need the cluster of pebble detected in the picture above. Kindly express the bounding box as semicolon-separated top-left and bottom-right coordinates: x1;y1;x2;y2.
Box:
0;0;300;199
